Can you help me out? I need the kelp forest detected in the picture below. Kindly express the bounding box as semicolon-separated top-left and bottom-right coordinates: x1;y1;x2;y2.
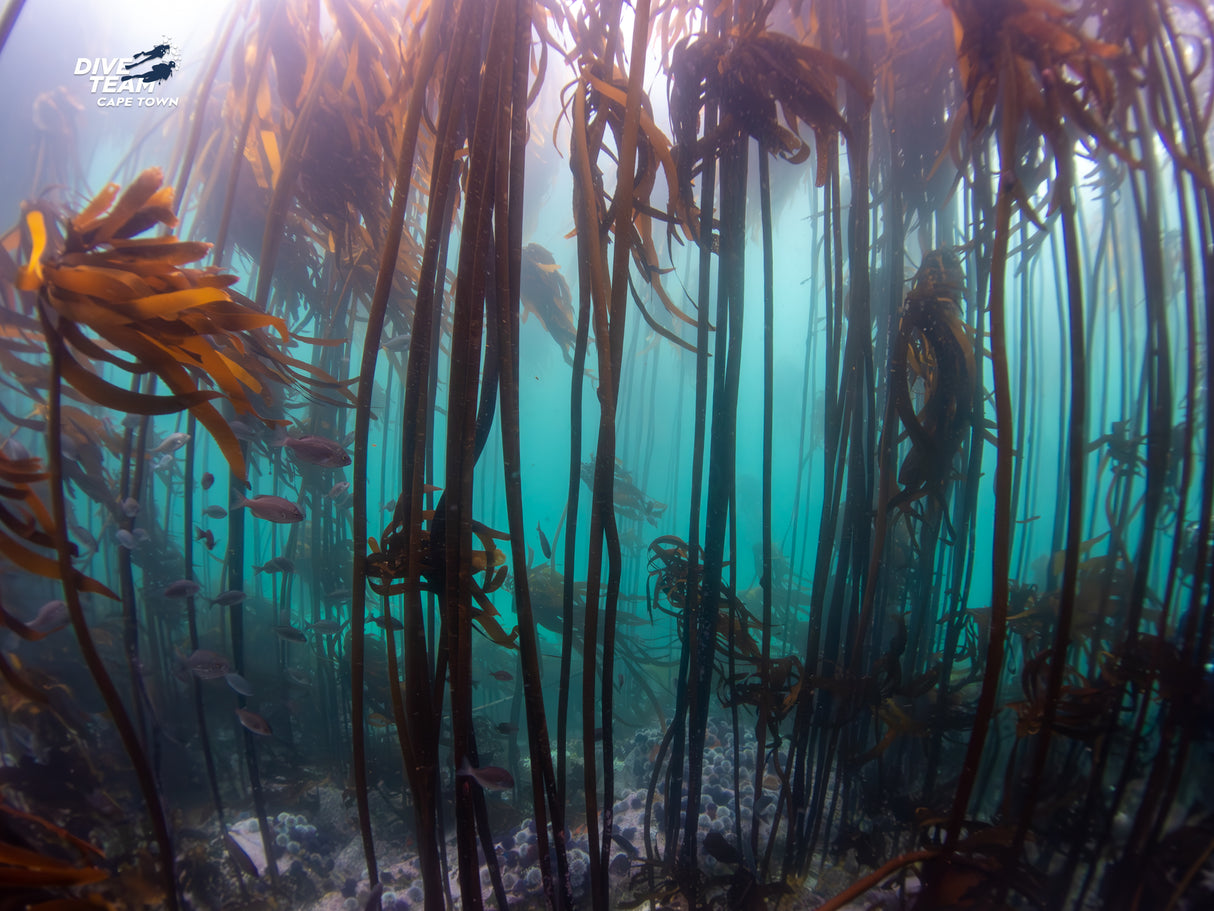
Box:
1;0;1213;909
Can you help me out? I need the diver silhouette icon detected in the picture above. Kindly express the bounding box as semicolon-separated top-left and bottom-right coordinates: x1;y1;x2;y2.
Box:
124;44;170;68
121;61;175;84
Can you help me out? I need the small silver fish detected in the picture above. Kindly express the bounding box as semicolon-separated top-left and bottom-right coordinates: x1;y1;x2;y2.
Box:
185;649;231;680
211;590;246;607
27;600;69;635
224;672;254;697
254;556;295;575
228;421;260;442
201;472;215;490
116;529;138;549
273;625;308;643
233;495;304;524
70;523;98;558
202;505;227;519
277;435;351;469
307;619;343;635
163;579;201;598
236;708;272;736
456;758;515;791
381;333;412;351
121;497;140;518
148;432;190;455
325;481;351;499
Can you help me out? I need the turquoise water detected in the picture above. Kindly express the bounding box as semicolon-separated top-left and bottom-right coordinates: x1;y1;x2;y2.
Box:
1;1;1212;910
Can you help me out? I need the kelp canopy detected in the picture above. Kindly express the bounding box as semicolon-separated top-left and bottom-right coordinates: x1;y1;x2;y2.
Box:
1;0;1213;909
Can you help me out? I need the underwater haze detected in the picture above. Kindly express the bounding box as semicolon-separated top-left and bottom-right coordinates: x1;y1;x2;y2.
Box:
1;0;1213;909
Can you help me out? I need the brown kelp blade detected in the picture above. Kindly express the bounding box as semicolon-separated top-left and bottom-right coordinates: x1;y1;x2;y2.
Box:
13;167;347;481
0;843;108;888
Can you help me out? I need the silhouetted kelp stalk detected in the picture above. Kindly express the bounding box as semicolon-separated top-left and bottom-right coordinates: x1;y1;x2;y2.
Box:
751;139;775;870
560;111;595;880
181;416;248;892
250;36;340;312
9;165;347;906
0;440;119;901
1141;11;1214;887
115;404;151;743
353;0;563;906
439;2;526;903
225;450;281;886
997;53;1120;901
784;0;883;874
662;11;720;869
171;2;243;202
0;0;26;59
641;3;875;903
33;269;182;911
381;11;476;908
491;0;575;907
573;0;655;902
932;5;1040;872
187;1;408;885
347;0;448;903
1075;6;1214;903
209;0;282;268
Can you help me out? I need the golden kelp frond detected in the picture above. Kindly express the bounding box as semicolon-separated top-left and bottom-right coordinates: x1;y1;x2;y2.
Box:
528;0;570;107
585;70;691;232
367;509;513;647
223;0;425;287
944;0;1132;164
10;167;338;480
1096;0;1214;190
566;68;698;347
0;796;109;902
888;249;976;526
649;0;702;71
0;449;114;599
0;843;108;890
670;28;870;203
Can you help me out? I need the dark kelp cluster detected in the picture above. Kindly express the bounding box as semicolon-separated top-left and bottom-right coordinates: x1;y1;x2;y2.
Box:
1;0;1214;909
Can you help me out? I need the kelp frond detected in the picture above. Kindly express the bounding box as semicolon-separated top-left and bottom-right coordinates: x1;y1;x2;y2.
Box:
10;167;345;479
670;25;870;203
0;447;113;599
